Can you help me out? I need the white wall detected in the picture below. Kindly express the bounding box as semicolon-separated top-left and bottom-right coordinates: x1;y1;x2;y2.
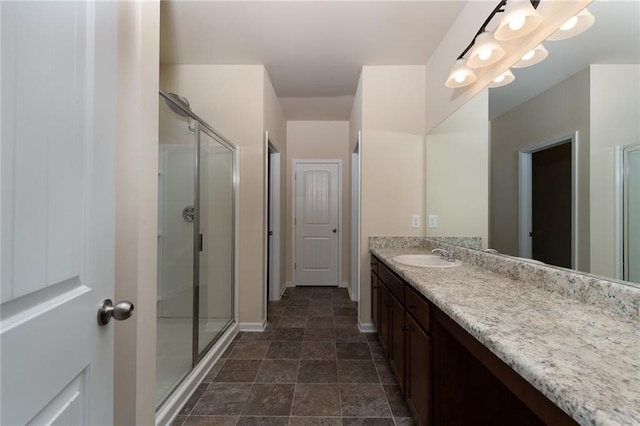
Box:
114;1;159;424
160;64;267;327
359;65;426;327
590;64;640;277
285;121;351;284
349;77;363;154
490;68;591;270
426;90;489;247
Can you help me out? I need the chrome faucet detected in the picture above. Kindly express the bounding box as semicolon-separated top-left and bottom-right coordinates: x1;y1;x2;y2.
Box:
482;248;499;254
431;248;455;262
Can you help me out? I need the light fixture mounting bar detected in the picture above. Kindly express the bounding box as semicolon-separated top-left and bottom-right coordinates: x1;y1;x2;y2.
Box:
456;0;540;60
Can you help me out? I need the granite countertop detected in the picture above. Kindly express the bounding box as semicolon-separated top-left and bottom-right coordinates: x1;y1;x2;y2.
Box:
371;246;640;426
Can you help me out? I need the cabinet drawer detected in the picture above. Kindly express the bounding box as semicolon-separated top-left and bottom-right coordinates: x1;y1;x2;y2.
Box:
371;255;379;276
379;262;404;304
405;285;430;333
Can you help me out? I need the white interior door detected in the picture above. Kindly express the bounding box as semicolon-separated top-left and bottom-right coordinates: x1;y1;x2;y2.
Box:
1;2;119;424
294;161;341;286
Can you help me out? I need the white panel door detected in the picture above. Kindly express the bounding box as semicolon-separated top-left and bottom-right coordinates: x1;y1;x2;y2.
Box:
294;162;340;286
1;2;118;425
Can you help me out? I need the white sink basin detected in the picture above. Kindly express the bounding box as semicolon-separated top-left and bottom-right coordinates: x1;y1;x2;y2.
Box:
392;254;462;268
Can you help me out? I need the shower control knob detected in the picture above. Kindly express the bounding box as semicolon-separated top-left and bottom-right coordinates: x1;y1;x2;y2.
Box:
97;299;135;326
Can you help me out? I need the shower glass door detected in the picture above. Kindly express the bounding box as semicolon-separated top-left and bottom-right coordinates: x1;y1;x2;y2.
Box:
157;96;195;405
157;91;237;408
197;128;235;356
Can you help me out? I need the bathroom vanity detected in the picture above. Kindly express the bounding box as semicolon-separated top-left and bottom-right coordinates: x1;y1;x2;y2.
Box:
370;238;640;426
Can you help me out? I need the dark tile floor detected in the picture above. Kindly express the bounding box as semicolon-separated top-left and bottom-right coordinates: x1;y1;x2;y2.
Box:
173;286;416;426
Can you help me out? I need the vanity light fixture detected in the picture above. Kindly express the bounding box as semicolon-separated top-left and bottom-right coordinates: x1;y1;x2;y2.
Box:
547;8;594;41
467;31;506;68
444;0;595;89
444;0;540;88
495;0;543;40
445;59;478;88
512;43;548;68
489;69;515;88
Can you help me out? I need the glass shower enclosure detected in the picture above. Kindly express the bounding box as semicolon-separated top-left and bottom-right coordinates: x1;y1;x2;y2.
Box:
156;91;236;407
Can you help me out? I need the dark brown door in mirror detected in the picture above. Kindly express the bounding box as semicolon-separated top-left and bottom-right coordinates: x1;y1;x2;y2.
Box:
532;141;572;268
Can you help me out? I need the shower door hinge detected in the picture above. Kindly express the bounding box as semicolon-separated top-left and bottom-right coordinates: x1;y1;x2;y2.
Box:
199;233;203;251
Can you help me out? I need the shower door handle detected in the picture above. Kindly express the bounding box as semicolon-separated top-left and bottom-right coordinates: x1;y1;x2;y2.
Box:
97;299;135;326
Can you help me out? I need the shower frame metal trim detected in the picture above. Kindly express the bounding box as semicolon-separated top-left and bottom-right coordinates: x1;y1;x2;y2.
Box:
192;120;201;368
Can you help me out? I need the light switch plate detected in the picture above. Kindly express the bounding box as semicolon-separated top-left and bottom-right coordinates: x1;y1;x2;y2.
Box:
428;214;438;228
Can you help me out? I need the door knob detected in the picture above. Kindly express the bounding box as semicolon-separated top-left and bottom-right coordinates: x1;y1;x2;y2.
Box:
97;299;135;326
332;228;337;233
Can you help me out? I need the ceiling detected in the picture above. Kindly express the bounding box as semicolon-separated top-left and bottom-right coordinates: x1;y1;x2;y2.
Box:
160;0;639;123
489;0;640;120
160;0;467;120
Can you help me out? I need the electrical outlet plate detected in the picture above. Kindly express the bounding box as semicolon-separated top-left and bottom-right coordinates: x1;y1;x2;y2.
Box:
428;214;438;228
411;215;420;228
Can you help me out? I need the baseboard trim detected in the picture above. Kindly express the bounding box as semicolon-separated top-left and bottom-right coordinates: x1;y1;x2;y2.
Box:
239;320;267;332
358;321;376;333
156;322;239;426
281;281;292;295
340;281;349;288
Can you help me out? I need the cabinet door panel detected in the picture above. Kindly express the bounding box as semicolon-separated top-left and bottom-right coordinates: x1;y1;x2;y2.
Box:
372;272;380;333
379;284;390;357
389;293;406;391
406;313;431;426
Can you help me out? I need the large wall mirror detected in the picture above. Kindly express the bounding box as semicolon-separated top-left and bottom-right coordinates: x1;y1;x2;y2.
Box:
426;0;640;287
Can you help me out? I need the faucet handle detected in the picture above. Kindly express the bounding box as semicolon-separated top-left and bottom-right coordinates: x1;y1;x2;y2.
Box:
431;248;455;262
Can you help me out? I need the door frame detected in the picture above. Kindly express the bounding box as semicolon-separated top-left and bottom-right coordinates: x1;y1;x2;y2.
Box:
350;132;362;301
264;132;282;303
615;145;624;280
615;143;640;280
518;131;578;268
292;159;343;287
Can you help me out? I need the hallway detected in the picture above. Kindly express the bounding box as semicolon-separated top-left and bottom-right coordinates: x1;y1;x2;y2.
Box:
173;287;415;425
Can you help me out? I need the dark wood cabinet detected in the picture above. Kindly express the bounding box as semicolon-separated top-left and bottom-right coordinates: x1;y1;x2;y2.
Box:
433;310;576;426
370;254;577;426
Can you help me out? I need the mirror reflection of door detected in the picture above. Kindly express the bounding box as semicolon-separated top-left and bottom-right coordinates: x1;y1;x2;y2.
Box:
624;145;640;282
531;142;572;268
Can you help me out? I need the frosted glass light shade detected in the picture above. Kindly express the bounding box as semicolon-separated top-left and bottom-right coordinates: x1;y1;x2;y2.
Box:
445;59;477;88
547;8;595;41
495;0;543;41
512;43;548;68
467;32;505;68
489;69;515;88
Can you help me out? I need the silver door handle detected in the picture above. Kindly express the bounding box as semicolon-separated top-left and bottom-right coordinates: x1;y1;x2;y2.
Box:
97;299;134;326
